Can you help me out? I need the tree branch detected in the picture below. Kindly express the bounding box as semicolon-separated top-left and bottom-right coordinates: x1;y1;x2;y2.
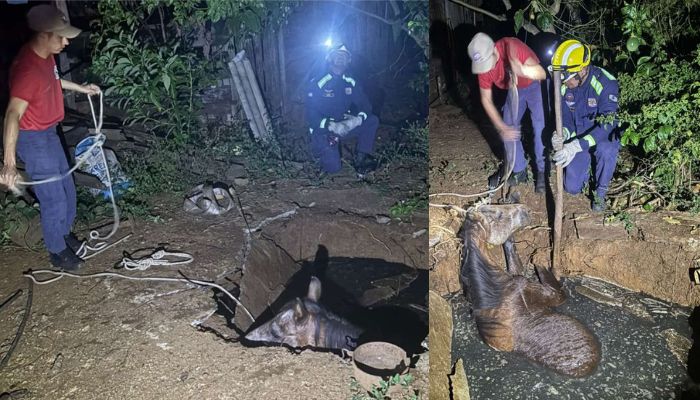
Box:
502;0;512;11
448;0;507;22
331;0;403;28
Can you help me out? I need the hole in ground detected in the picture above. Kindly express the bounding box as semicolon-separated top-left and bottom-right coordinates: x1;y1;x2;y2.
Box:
202;211;428;356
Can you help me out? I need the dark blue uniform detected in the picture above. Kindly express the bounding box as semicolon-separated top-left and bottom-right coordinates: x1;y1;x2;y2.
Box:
561;66;621;199
306;72;378;173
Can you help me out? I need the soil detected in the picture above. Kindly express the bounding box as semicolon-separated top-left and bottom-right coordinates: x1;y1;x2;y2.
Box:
428;103;700;399
0;164;428;399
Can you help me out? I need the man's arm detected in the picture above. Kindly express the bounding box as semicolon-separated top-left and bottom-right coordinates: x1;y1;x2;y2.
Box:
507;45;546;81
60;79;100;95
1;97;29;188
480;87;519;140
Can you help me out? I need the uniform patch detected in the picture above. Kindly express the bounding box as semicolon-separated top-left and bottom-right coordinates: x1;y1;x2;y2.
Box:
323;89;334;98
608;94;618;102
587;98;597;107
565;93;575;109
345;87;352;95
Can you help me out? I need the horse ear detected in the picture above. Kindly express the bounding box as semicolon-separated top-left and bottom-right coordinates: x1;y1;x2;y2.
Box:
293;298;307;321
307;276;322;302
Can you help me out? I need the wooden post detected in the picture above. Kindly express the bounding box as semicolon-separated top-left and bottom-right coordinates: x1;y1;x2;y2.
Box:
552;70;564;276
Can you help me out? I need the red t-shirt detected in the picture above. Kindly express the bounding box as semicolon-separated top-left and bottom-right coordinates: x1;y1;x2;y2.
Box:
9;44;65;131
478;37;540;90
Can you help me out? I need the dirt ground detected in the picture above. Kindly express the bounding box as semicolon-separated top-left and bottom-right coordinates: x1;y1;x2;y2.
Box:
0;164;428;399
428;103;700;398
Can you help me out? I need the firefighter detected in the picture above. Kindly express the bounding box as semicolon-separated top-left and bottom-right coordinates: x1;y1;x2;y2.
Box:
305;44;379;177
550;39;621;212
467;32;548;193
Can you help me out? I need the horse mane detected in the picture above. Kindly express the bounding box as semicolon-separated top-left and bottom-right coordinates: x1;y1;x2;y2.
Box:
460;218;511;310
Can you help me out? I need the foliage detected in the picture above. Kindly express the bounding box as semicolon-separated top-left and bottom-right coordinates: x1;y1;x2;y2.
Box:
0;195;39;247
604;210;636;234
390;195;427;220
89;0;298;213
376;120;428;168
350;374;419;400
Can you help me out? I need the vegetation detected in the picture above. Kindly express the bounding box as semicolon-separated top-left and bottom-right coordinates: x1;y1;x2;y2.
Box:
86;0;298;214
350;374;419;400
470;0;700;212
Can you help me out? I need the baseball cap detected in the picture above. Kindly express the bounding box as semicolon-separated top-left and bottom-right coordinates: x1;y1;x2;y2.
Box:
468;33;496;74
27;5;81;39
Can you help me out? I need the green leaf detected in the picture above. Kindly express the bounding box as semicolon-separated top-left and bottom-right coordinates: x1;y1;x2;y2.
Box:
162;74;171;91
536;12;553;31
514;9;525;33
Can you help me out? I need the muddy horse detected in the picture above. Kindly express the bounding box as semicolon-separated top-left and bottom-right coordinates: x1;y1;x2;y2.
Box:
244;276;363;351
460;204;601;377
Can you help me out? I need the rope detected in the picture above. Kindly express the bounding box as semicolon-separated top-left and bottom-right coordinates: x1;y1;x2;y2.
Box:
15;92;122;259
430;70;521;206
23;269;255;323
120;249;194;271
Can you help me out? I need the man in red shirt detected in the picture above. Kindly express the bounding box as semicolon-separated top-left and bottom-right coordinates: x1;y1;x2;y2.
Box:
468;33;547;193
0;5;100;270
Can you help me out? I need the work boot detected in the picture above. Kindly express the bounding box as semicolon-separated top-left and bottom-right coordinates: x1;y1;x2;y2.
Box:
354;152;377;176
49;248;83;271
488;168;528;189
535;171;546;194
64;233;84;254
591;196;607;212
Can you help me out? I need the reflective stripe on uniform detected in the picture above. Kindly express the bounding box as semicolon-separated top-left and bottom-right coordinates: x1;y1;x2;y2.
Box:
590;75;603;96
309;128;314;135
599;68;617;81
342;74;356;87
582;134;596;147
317;74;332;89
563;127;575;140
320;118;328;128
561;84;566;96
358;112;367;120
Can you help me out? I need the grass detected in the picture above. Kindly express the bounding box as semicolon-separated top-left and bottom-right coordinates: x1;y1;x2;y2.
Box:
350;373;419;400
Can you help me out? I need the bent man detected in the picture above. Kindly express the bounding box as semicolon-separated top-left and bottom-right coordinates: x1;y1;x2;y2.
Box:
468;33;547;192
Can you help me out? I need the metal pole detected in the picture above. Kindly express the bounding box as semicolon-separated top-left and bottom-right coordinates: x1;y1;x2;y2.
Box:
552;70;564;276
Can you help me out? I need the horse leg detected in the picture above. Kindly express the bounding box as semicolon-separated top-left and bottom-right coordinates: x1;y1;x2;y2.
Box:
530;266;566;306
503;235;525;276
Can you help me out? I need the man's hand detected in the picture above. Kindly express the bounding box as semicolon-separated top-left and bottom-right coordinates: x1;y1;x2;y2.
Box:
552;140;582;168
551;132;564;151
343;114;363;131
498;125;521;141
81;84;101;96
0;164;19;192
328;120;351;136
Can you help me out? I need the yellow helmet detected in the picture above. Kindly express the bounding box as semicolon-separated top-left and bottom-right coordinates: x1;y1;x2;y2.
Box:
551;39;591;75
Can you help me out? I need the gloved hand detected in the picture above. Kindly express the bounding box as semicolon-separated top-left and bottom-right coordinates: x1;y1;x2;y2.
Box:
343;114;363;131
552;140;582;168
328;121;351;137
551;132;564;151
